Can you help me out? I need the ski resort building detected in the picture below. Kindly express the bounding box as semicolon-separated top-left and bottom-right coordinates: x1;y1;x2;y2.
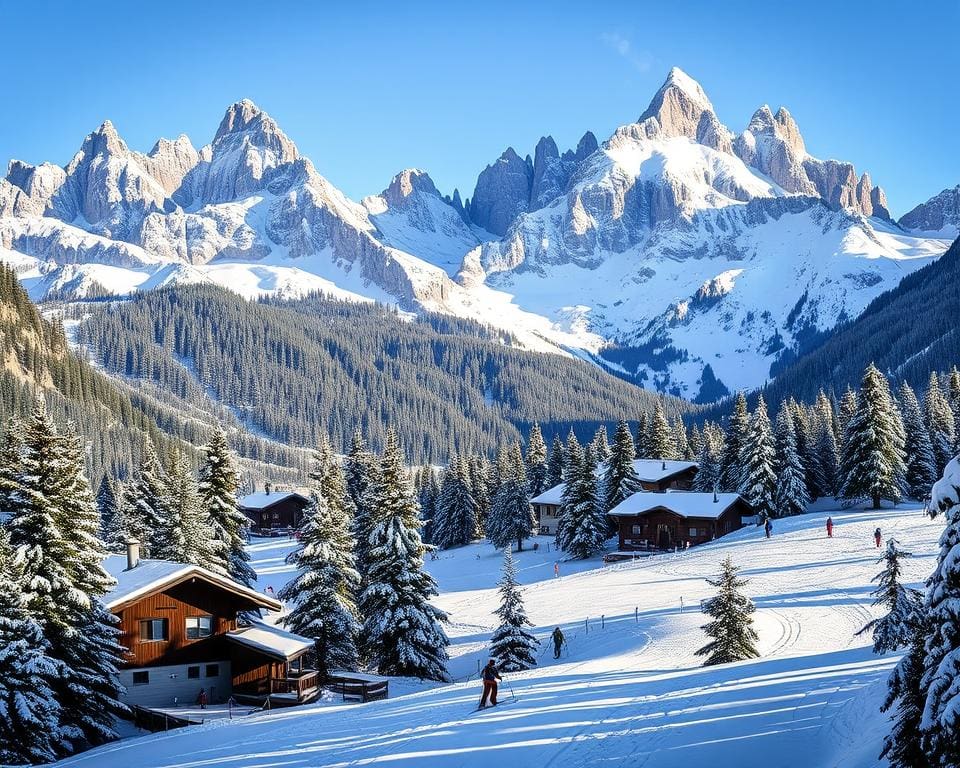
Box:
608;492;750;551
530;459;699;535
239;487;310;532
103;542;318;709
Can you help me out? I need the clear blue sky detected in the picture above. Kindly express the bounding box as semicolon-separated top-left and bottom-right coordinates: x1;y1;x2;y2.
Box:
2;0;958;217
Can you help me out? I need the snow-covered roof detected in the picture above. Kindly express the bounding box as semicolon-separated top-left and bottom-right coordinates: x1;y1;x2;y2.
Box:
608;492;744;520
530;460;698;507
531;482;565;506
630;459;698;483
102;555;282;612
226;622;314;661
238;490;309;510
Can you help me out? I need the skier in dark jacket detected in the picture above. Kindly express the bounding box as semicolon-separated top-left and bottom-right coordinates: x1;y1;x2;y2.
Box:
551;626;565;659
874;527;882;548
764;518;773;538
479;659;501;708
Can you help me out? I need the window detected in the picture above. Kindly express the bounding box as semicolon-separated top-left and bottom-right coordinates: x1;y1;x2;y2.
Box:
632;525;643;535
139;619;168;642
186;616;213;640
187;666;200;679
689;527;698;537
132;671;149;686
288;657;302;674
205;664;220;678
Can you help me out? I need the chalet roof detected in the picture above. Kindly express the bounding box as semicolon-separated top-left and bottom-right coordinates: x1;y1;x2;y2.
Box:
102;555;282;613
226;622;314;661
238;490;310;511
608;491;744;520
530;459;698;507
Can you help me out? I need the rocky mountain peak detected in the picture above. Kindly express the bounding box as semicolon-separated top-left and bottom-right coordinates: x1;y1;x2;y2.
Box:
638;67;716;140
468;146;533;236
383;168;439;207
215;99;265;139
573;131;599;160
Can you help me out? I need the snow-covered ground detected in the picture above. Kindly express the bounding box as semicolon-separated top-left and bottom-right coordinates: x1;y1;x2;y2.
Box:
59;505;942;768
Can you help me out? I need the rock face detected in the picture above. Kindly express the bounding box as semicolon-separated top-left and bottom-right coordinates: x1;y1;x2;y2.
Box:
638;66;718;141
900;185;960;235
467;148;533;236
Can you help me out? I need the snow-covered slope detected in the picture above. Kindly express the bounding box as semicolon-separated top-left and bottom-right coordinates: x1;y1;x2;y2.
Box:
0;72;953;398
60;504;942;768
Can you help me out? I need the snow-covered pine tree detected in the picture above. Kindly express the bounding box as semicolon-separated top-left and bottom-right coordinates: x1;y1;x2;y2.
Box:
0;526;65;766
359;429;449;680
635;413;649;459
837;387;858;446
557;445;606;559
688;424;704;459
555;433;583;550
95;476;120;542
417;467;440;545
525;423;549;497
590;426;610;463
696;556;760;666
125;438;168;558
739;396;777;521
646;404;675;460
280;440;360;677
773;403;810;517
898;381;937;501
857;538;922;654
948;366;960;448
100;479;133;552
467;455;492;535
916;456;960;764
199;428;254;585
0;420;22;521
839;364;906;510
693;423;724;493
673;417;692;460
601;419;642;512
346;429;379;584
880;612;930;768
434;456;478;549
720;392;750;493
489;548;539;672
812;391;840;498
924;371;956;475
7;401;125;754
546;434;565;487
789;400;819;501
156;450;214;566
488;442;535;551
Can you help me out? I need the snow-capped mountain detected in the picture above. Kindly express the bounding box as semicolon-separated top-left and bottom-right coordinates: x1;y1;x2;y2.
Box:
899;185;960;238
0;71;953;400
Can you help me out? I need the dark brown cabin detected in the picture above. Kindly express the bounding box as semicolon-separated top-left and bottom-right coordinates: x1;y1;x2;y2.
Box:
608;492;751;551
239;489;311;531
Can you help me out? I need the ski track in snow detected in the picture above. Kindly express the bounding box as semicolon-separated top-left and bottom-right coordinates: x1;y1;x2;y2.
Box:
58;504;943;768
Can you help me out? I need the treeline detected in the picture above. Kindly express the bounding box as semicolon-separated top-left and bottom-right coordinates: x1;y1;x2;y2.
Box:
74;285;691;462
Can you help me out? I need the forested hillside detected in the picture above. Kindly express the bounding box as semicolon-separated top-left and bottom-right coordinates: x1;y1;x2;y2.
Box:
760;236;960;405
0;264;305;485
75;286;690;460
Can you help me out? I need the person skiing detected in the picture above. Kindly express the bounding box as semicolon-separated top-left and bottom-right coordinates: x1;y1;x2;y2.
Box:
551;626;565;659
197;687;208;710
874;527;882;548
479;658;501;709
826;517;834;538
554;561;560;578
764;518;773;538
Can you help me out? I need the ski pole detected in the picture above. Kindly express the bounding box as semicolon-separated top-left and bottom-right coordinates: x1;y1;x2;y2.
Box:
506;680;517;702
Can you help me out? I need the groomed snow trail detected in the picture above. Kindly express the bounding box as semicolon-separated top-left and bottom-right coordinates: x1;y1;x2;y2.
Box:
58;505;941;768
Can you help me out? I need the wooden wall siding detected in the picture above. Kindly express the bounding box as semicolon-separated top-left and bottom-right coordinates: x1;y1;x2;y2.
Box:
617;503;745;550
116;580;249;668
230;644;286;695
241;496;309;530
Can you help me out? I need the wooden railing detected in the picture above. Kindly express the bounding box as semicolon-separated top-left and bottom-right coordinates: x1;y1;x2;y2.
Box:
325;675;389;703
270;670;320;699
130;704;200;732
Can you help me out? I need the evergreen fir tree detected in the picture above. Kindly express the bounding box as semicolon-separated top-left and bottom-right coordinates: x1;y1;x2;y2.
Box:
557;445;606;559
525;423;548;497
280;441;360;677
739;396;777;521
917;456;960;764
948;366;960;447
773;403;810;517
635;413;649;458
359;430;449;680
898;381;937;500
417;467;440;545
590;426;610;463
812;391;840;498
840;364;906;509
488;443;535;551
646;404;675;460
434;456;479;549
601;419;642;512
125;438;167;558
696;556;760;666
880;614;930;768
688;424;705;459
857;538;922;654
95;476;120;542
546;434;565;488
837;387;858;444
693;423;724;494
100;479;134;553
673;417;692;460
924;371;956;474
156;451;213;566
467;455;492;535
199;428;255;585
489;548;539;672
0;528;64;766
720;393;750;493
789;401;819;501
345;429;379;584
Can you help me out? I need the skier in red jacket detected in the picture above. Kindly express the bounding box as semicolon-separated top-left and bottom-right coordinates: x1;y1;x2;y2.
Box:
826;517;834;538
479;659;501;709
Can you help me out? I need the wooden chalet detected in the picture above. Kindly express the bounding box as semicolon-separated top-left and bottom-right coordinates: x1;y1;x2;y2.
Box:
530;459;699;535
608;491;751;551
239;488;311;532
103;542;318;709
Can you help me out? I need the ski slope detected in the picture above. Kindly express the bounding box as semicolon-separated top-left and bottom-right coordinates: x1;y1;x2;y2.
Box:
57;505;942;768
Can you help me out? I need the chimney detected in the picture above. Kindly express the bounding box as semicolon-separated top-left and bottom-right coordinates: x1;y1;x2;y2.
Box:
661;460;666;471
125;538;141;570
713;487;719;503
265;481;272;496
